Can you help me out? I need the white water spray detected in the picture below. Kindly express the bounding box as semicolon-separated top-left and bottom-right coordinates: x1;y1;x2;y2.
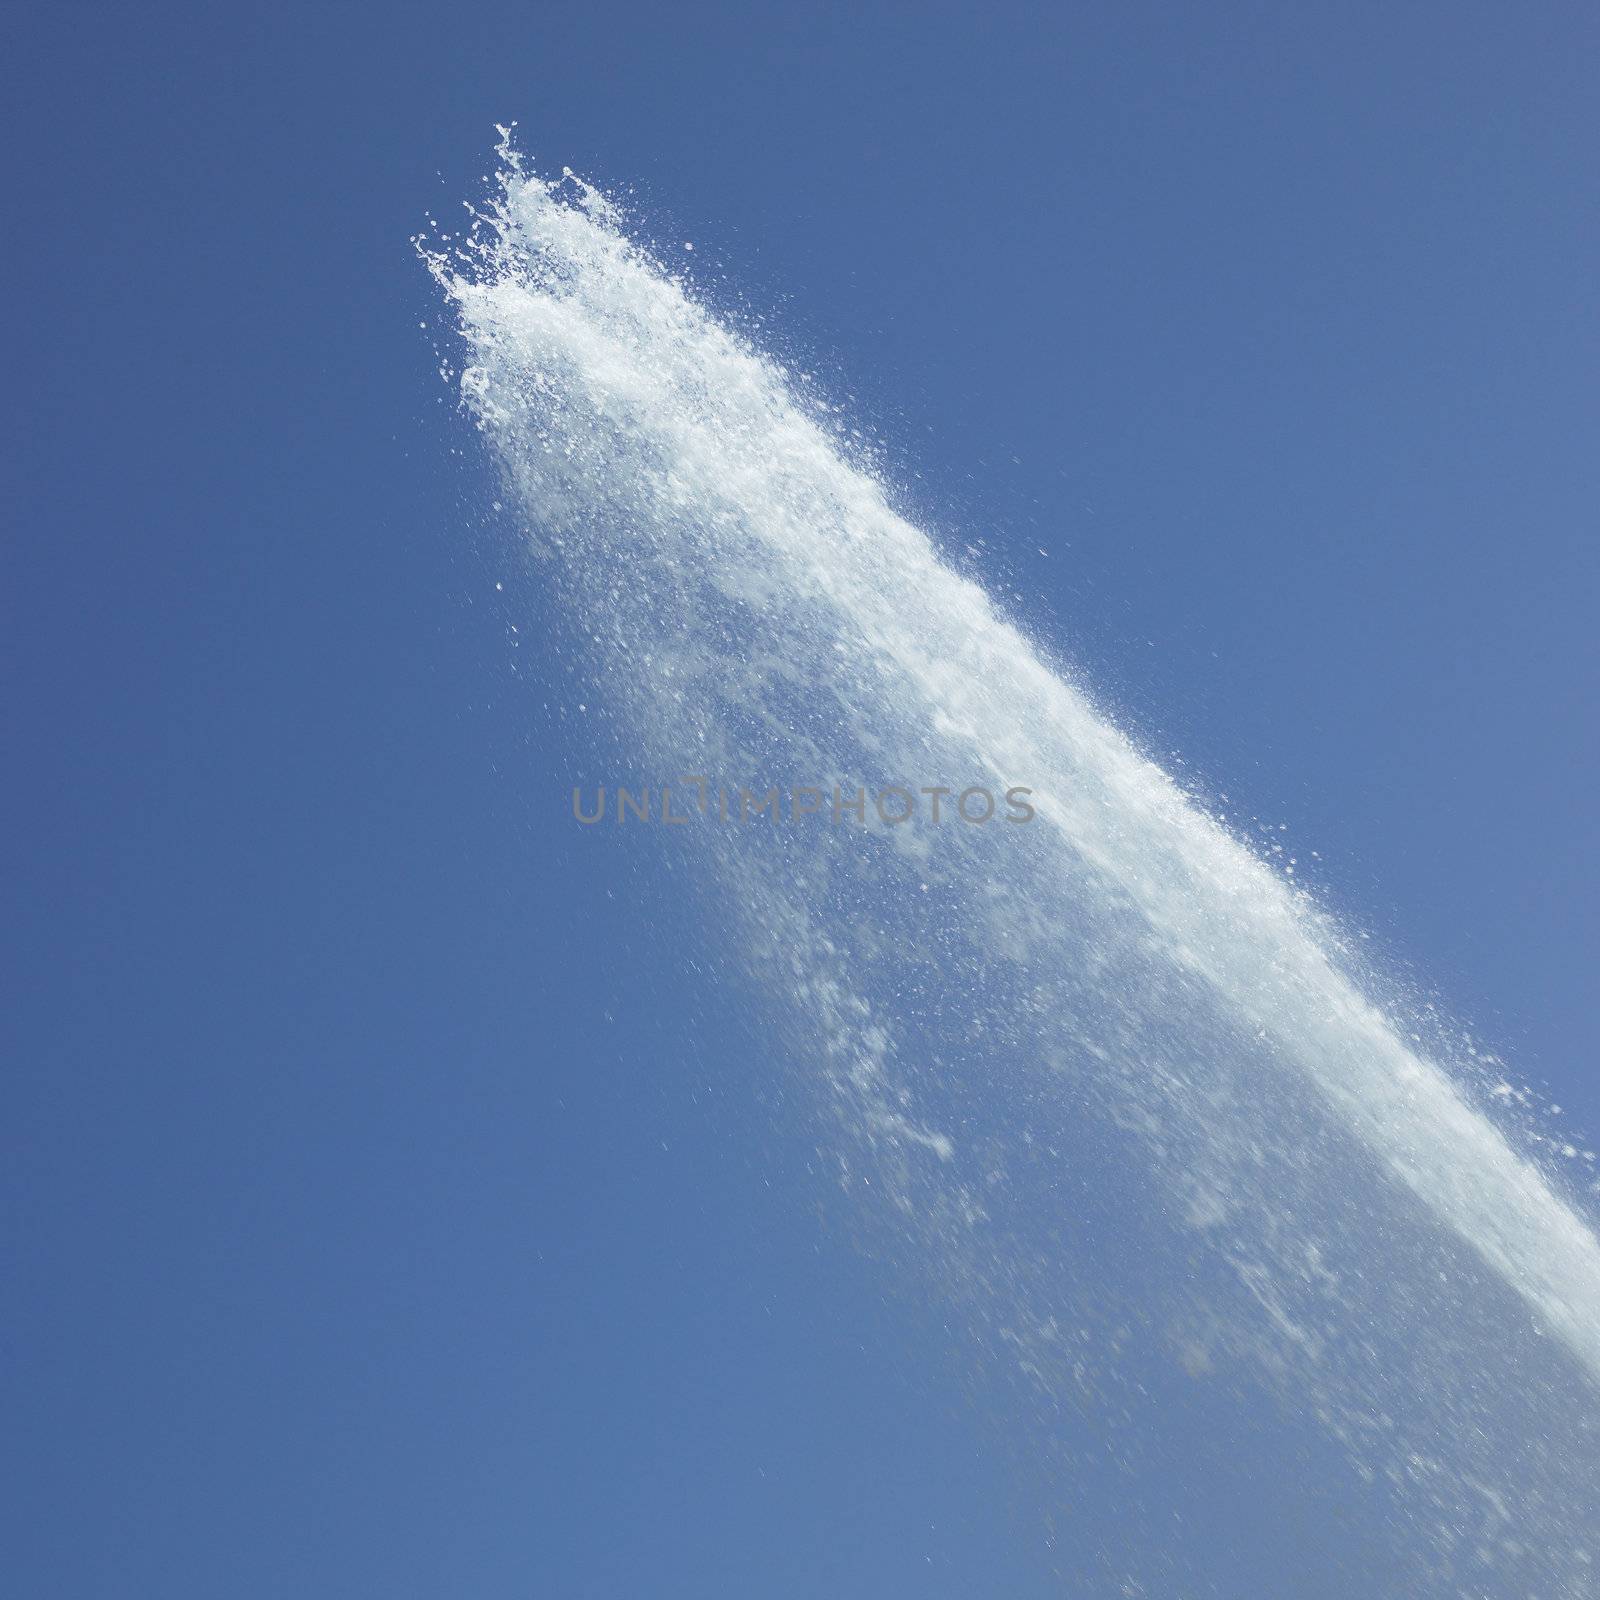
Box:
423;137;1600;1594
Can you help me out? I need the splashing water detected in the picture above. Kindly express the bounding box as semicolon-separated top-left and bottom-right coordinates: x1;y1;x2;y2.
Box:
422;136;1600;1594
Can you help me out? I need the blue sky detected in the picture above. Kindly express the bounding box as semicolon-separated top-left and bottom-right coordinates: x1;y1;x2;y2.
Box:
4;3;1597;1594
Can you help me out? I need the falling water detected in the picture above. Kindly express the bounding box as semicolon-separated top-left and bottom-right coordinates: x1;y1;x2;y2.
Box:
422;135;1600;1595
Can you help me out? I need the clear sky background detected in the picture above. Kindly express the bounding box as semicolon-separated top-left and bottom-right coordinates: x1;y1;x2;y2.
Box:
4;3;1596;1595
